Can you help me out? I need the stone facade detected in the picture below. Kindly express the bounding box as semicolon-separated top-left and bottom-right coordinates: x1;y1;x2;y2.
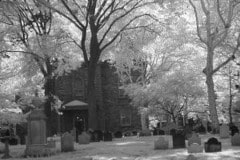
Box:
54;62;141;134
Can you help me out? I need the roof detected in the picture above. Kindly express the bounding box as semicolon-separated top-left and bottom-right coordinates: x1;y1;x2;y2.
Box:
61;100;88;111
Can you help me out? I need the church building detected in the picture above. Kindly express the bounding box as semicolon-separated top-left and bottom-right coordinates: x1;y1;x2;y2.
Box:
54;61;141;136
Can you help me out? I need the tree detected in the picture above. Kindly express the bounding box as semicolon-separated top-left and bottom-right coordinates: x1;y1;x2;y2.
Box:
39;0;158;130
0;0;79;135
189;0;240;133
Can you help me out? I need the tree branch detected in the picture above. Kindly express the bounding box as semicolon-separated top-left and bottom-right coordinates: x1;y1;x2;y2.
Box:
189;0;207;44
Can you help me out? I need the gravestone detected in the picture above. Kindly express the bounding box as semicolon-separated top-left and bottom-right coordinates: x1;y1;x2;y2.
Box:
204;137;221;153
187;143;203;153
184;125;193;140
172;130;186;149
230;125;239;136
162;123;178;135
231;133;240;146
160;135;173;148
197;125;206;134
154;137;168;150
25;109;52;157
188;133;201;146
78;132;90;144
0;142;4;154
220;124;229;138
103;131;112;141
61;132;74;152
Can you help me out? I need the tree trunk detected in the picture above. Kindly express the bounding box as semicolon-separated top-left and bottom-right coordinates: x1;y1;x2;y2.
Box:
205;48;219;133
44;76;55;136
87;61;98;130
229;73;233;124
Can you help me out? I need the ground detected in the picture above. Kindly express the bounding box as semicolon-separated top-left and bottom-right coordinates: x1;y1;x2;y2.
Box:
4;134;240;160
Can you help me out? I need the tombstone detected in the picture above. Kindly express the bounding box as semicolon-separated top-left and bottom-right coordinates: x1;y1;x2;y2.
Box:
231;133;240;146
103;131;112;141
78;132;90;144
172;130;186;149
61;132;74;152
25;109;48;157
230;125;239;136
90;130;103;142
187;143;203;153
204;137;221;153
0;142;4;154
188;133;201;146
114;131;123;138
220;124;229;138
154;137;169;150
162;122;178;135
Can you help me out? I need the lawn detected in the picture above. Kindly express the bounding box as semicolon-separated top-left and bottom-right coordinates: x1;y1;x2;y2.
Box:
4;134;240;160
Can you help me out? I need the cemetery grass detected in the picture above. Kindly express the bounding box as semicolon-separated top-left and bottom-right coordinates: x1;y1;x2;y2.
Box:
6;134;240;160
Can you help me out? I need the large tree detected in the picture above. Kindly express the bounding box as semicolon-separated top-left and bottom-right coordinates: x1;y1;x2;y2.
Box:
39;0;158;130
189;0;240;133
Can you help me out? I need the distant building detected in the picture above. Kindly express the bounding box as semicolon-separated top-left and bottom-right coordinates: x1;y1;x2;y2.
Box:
52;61;141;136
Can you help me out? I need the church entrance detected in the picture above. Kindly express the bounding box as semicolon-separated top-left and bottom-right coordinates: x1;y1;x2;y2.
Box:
74;110;88;142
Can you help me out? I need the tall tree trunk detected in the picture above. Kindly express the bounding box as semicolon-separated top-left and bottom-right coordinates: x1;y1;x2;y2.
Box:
205;48;219;133
229;72;233;124
87;61;98;130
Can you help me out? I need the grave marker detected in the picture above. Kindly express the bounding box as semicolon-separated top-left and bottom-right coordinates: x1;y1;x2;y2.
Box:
204;137;221;153
187;143;203;153
78;132;90;144
172;130;186;149
220;124;229;138
61;132;74;152
231;133;240;146
154;137;169;150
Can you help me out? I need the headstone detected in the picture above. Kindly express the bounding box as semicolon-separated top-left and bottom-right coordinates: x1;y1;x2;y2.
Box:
187;143;203;153
162;123;178;135
103;131;112;141
91;130;103;142
220;124;229;138
188;133;201;146
78;132;90;144
154;137;169;150
231;133;240;146
0;142;4;154
172;130;186;148
61;132;74;152
184;125;193;140
204;137;221;153
230;125;239;136
25;109;57;157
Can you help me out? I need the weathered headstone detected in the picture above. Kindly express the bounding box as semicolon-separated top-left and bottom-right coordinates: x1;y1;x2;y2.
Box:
231;133;240;146
187;143;203;153
0;142;5;154
220;124;229;138
78;132;90;144
230;125;239;136
154;137;169;150
188;133;201;146
61;132;74;152
204;137;221;153
172;130;186;149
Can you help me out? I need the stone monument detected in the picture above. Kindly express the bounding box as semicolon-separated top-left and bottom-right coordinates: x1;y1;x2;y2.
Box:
25;98;57;157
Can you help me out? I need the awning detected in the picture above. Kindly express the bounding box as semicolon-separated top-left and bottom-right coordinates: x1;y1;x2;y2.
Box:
60;100;88;110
